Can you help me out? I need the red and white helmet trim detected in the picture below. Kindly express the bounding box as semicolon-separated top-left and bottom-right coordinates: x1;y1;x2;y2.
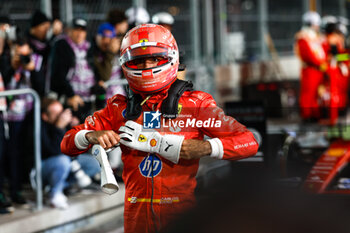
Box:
119;42;178;66
120;42;179;94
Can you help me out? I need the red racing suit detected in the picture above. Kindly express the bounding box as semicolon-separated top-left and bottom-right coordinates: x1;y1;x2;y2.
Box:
61;90;259;233
295;28;327;120
322;34;349;125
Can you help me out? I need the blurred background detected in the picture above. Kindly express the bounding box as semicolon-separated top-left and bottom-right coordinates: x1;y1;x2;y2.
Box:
2;0;348;105
1;0;350;232
3;0;347;99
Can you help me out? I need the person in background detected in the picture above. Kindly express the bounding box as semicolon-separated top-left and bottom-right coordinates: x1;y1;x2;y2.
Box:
125;6;150;30
40;98;72;209
320;16;349;125
0;15;13;214
152;12;174;32
106;8;129;39
34;98;100;209
93;23;118;82
50;18;95;123
294;11;327;122
0;38;35;213
152;11;187;80
0;16;14;140
0;16;11;57
27;10;62;97
91;22;125;110
0;16;16;72
105;8;129;84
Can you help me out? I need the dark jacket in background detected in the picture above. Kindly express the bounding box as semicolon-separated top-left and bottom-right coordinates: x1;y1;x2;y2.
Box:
41;120;66;160
0;43;11;82
91;38;116;82
27;32;52;97
23;119;67;164
50;36;94;99
50;37;76;98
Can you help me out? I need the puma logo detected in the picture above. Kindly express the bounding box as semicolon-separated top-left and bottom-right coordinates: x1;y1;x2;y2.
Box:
164;141;173;152
189;99;198;105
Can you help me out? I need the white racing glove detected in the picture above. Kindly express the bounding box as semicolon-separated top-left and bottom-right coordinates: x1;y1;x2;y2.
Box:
119;120;184;164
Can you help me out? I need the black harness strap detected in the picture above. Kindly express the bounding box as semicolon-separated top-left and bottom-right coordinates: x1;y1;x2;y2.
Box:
161;79;193;119
125;85;144;120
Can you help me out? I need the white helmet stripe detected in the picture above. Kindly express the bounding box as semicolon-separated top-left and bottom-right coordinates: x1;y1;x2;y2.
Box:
130;41;158;49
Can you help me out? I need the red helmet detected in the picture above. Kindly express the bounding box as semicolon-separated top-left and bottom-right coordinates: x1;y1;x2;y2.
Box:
120;24;179;94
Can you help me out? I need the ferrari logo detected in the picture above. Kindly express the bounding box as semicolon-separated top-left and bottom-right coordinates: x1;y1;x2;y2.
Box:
178;103;182;114
138;134;147;142
139;39;148;50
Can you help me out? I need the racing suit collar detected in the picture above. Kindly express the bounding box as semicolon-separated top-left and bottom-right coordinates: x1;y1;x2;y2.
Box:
141;90;169;111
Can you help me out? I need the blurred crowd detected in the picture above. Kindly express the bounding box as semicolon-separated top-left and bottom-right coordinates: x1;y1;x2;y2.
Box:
0;7;176;213
295;11;350;126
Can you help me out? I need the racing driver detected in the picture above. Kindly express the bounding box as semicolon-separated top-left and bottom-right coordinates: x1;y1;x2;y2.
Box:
61;24;259;233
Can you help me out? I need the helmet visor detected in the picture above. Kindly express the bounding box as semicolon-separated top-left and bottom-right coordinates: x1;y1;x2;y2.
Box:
120;46;170;67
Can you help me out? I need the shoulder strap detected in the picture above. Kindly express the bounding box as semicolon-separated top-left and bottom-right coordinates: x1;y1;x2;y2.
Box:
125;79;194;120
125;86;143;120
161;79;193;119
